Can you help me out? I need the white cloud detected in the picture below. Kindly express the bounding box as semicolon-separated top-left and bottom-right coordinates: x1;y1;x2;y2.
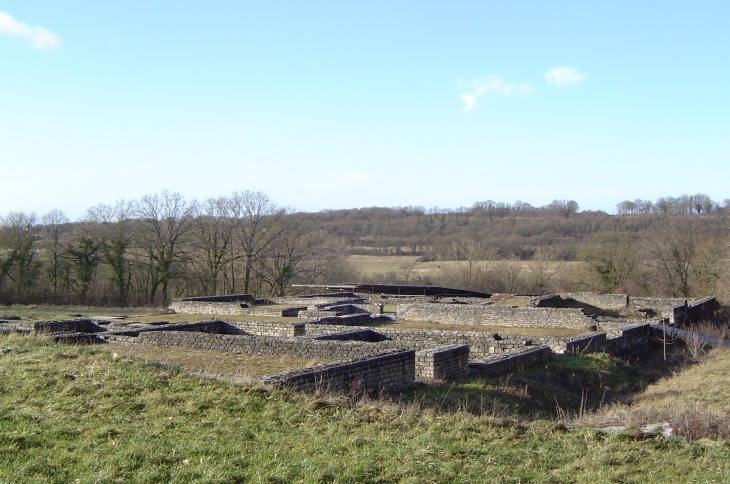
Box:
0;11;61;50
457;75;532;111
545;66;586;87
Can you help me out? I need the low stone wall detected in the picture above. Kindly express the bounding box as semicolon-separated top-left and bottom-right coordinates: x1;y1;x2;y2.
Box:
270;293;364;306
168;300;305;317
604;324;651;353
224;320;305;337
469;346;552;377
415;345;469;381
528;294;564;308
260;349;415;394
32;319;105;334
687;297;717;323
298;303;383;318
305;324;530;359
559;292;630;310
177;294;255;303
311;314;389;326
313;329;388;342
397;303;596;330
630;297;687;310
134;330;409;361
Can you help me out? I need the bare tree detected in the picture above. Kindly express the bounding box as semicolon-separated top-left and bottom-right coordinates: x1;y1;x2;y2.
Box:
527;246;563;294
133;191;192;305
40;209;69;302
549;200;580;218
644;218;705;297
223;191;284;295
579;233;639;293
438;239;497;292
86;201;134;306
189;197;234;295
256;215;314;297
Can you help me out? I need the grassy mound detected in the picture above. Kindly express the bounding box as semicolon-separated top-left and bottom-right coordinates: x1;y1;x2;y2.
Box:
1;333;729;483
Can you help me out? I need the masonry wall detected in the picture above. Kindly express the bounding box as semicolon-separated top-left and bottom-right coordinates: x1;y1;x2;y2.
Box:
305;323;530;359
168;300;305;317
223;320;305;337
134;330;412;361
396;303;596;329
415;345;469;381
469;346;552;377
32;319;105;334
259;349;415;394
559;293;629;310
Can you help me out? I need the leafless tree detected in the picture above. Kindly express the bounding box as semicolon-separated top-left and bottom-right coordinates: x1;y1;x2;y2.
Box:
644;218;706;297
189;197;234;295
579;233;639;293
223;190;284;295
133;191;193;305
86;201;134;306
40;209;69;301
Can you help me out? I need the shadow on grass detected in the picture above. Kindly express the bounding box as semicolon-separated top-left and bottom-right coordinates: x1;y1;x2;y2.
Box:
393;342;690;419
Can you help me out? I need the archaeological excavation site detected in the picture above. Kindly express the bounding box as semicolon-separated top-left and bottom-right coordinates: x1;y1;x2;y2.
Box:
0;286;719;395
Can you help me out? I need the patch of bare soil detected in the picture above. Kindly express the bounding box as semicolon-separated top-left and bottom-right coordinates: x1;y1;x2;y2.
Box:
103;343;331;377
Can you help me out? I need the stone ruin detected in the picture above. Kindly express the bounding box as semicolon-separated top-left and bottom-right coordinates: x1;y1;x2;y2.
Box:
0;290;718;396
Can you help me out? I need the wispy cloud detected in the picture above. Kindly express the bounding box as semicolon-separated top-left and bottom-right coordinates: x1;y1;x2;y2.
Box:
457;75;532;111
545;66;586;87
0;11;61;50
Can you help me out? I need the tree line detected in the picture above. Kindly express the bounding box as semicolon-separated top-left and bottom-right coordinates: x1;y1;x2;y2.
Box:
0;191;352;307
1;191;728;306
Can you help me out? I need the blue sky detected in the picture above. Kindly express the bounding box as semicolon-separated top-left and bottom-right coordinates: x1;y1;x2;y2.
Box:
1;1;728;219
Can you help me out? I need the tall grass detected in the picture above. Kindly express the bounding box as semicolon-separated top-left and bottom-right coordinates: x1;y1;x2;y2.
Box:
2;333;730;482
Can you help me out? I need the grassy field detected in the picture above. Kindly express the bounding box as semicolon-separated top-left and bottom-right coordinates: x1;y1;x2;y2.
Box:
347;255;584;280
1;333;729;482
0;304;166;322
105;343;330;378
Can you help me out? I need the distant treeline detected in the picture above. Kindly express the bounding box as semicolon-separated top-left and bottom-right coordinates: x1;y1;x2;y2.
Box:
1;192;728;306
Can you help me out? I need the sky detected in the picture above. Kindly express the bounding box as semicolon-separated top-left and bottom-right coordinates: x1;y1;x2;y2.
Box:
1;1;728;220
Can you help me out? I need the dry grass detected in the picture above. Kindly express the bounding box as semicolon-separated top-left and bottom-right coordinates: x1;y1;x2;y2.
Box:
104;343;330;377
579;347;730;439
347;255;584;279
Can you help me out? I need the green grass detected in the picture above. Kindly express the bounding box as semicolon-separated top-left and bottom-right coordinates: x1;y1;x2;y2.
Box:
0;304;164;322
2;334;730;483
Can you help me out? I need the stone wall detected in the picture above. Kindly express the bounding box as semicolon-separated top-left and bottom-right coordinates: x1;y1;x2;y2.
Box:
311;314;389;326
415;345;469;381
32;319;105;334
305;324;530;359
134;330;411;361
559;293;629;310
397;303;596;329
270;293;364;305
224;320;305;337
177;294;255;303
168;300;305;317
260;349;415;394
528;294;564;308
604;324;651;354
469;346;552;377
